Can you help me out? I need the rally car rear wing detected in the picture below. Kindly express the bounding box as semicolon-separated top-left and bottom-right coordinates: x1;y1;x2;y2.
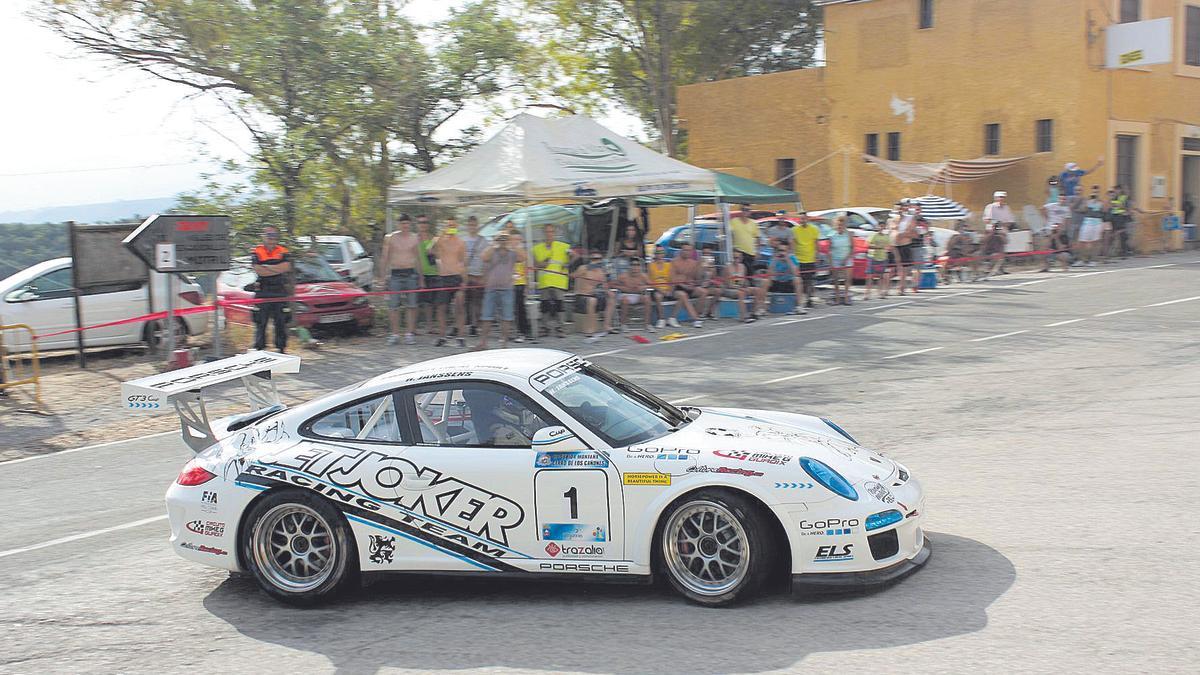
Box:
121;351;301;452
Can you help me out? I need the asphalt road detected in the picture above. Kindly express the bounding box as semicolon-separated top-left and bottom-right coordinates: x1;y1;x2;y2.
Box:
2;254;1198;674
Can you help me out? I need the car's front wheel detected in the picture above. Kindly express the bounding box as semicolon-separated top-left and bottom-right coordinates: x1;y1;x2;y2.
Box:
658;490;775;606
241;489;358;605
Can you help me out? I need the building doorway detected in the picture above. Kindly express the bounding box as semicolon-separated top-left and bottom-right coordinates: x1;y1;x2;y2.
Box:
1183;155;1200;224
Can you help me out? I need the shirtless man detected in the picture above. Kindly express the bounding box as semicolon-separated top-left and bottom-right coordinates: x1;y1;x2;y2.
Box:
571;250;615;340
718;257;763;323
431;219;467;347
669;242;708;328
376;213;422;345
613;257;655;332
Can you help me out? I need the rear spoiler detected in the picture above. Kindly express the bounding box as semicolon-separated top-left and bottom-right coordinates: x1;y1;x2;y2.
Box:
122;351;301;452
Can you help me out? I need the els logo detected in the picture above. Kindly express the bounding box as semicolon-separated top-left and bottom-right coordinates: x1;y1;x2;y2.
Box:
813;544;854;562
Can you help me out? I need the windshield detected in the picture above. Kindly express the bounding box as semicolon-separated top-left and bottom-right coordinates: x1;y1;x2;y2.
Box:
540;364;687;447
317;243;344;263
294;255;342;283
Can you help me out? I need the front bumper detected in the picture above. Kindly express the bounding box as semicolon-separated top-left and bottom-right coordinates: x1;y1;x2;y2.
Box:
793;535;931;593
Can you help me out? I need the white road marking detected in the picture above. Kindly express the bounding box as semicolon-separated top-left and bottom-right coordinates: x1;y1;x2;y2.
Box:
883;346;944;360
860;301;913;311
0;515;168;559
970;330;1029;342
0;430;177;467
656;331;729;344
1045;318;1086;327
1094;308;1139;317
583;348;626;358
1145;263;1176;268
669;395;708;404
770;315;832;326
763;367;842;385
1144;296;1200;307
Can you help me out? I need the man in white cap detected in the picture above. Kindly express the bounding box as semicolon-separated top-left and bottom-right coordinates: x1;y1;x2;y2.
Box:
1059;158;1104;198
982;191;1015;276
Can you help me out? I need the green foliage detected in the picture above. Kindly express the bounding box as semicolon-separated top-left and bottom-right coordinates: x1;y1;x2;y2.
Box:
0;223;70;277
526;0;822;157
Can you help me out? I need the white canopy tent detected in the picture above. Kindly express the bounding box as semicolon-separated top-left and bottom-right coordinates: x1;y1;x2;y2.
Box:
389;113;716;205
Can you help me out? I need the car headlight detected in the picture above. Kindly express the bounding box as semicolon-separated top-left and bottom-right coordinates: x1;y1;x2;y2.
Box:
865;509;903;531
799;457;858;501
821;418;858;444
293;302;310;313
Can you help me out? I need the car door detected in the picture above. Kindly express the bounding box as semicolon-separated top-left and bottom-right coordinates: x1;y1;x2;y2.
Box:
346;238;371;287
395;380;626;568
1;266;76;351
80;278;148;346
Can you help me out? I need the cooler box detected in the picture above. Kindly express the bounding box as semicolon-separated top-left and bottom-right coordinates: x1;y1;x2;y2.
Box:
717;298;750;319
768;293;796;314
918;267;938;289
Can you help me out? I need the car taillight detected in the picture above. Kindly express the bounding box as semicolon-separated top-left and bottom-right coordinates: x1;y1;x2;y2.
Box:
179;290;204;305
176;459;216;486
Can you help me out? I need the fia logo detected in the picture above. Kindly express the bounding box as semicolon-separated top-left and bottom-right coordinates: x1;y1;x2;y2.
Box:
813;544;854;562
200;491;218;513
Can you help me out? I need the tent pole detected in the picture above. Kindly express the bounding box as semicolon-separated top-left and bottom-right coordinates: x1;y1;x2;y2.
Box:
719;197;732;268
523;208;540;343
687;205;696;249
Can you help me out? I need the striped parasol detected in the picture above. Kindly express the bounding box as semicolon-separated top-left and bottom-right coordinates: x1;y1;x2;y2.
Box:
908;195;970;220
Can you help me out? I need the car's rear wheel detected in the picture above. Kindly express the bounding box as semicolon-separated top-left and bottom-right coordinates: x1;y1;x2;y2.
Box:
241;489;358;605
143;317;188;352
658;490;774;607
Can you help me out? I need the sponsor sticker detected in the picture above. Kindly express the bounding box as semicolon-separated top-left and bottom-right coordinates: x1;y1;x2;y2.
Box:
538;562;631;573
545;541;606;558
623;472;671;486
541;523;607;542
625;447;700;461
368;535;396;564
686;465;764;478
179;541;228;556
798;518;859;537
865;481;896;504
713;450;792;466
125;394;161;410
184;520;226;537
535;451;609;469
813;544;854;562
200;490;218;514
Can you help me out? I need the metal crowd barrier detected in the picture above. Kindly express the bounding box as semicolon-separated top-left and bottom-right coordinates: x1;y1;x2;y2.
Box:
0;323;44;411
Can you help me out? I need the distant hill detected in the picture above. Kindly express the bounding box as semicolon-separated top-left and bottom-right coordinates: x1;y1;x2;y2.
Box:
0;197;178;225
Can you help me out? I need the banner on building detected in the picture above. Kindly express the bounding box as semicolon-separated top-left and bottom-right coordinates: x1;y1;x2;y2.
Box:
1106;18;1172;69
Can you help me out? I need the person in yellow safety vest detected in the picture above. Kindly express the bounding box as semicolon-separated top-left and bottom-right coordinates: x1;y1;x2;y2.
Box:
1109;185;1134;259
532;223;572;337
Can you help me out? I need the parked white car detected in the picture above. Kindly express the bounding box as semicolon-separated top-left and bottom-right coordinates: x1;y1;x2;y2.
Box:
297;236;373;289
808;207;956;256
0;258;208;353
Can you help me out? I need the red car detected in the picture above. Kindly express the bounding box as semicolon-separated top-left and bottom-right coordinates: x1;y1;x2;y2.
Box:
217;255;374;332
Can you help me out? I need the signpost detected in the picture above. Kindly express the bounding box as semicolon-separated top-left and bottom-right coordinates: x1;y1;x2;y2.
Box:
124;215;230;362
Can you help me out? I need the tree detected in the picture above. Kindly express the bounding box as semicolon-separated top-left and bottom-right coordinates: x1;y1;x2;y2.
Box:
528;0;822;157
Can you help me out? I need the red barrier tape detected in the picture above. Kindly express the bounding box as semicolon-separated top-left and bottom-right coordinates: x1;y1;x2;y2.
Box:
33;249;1069;340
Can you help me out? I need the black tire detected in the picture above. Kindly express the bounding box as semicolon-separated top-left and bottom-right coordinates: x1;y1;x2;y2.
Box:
240;489;359;606
656;489;775;607
143;318;189;352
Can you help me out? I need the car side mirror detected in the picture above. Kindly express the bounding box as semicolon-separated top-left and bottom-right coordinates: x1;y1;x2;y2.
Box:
531;426;588;453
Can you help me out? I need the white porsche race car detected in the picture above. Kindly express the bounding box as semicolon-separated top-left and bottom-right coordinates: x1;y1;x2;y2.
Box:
123;349;930;606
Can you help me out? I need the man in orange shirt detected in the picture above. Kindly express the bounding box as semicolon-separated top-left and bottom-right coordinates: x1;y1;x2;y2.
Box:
251;226;292;352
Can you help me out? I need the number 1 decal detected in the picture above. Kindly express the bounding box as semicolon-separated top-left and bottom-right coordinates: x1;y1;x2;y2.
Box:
563;486;578;519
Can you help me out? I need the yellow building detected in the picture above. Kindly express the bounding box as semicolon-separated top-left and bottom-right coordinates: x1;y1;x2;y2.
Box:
676;0;1200;228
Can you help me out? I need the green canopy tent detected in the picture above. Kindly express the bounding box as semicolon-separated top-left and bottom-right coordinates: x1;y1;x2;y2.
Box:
634;172;801;266
632;171;799;207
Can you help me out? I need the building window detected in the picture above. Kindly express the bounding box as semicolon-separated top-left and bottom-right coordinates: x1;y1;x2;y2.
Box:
887;132;901;161
919;0;934;29
1119;0;1140;23
865;133;879;159
1188;6;1200;67
1036;119;1054;153
775;158;796;191
1116;134;1139;201
1184;137;1200;152
984;123;1001;156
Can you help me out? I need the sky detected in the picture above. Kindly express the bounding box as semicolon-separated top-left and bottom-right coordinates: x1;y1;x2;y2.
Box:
0;0;642;212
